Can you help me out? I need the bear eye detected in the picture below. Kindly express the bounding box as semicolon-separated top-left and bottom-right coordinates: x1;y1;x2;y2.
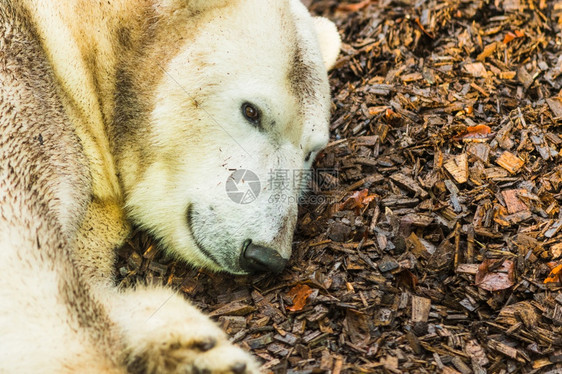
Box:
242;102;261;125
305;151;313;162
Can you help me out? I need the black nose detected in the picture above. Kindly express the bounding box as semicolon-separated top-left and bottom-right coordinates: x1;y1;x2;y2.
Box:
240;240;287;274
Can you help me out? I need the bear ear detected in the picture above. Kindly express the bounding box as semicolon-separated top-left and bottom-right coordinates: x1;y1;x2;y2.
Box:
312;17;341;71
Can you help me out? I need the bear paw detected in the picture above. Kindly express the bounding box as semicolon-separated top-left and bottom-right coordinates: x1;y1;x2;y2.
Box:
126;332;257;374
109;287;259;374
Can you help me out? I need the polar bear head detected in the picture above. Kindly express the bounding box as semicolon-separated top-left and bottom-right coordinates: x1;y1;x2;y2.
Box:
117;0;340;274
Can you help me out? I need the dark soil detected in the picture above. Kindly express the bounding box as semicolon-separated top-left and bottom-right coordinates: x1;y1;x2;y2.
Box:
117;1;562;372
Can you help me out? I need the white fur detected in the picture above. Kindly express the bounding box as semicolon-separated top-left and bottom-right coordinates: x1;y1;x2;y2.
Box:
123;0;338;273
312;16;342;70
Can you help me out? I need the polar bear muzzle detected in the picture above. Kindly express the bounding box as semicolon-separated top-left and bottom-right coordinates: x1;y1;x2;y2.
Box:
186;202;294;274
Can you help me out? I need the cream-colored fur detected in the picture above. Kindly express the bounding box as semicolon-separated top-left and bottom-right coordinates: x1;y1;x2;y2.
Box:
0;0;340;372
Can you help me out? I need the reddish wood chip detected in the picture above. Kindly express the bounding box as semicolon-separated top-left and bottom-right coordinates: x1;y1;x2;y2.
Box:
338;188;376;213
544;263;562;284
453;124;493;141
475;259;515;291
503;32;517;44
501;189;529;214
286;284;313;312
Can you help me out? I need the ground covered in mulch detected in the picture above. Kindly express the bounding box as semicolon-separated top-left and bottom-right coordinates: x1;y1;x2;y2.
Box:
117;1;562;372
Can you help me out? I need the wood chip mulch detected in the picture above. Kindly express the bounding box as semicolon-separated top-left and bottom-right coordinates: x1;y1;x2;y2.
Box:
117;0;562;372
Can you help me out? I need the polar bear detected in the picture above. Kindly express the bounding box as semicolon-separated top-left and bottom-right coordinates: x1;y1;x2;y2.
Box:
0;0;340;372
